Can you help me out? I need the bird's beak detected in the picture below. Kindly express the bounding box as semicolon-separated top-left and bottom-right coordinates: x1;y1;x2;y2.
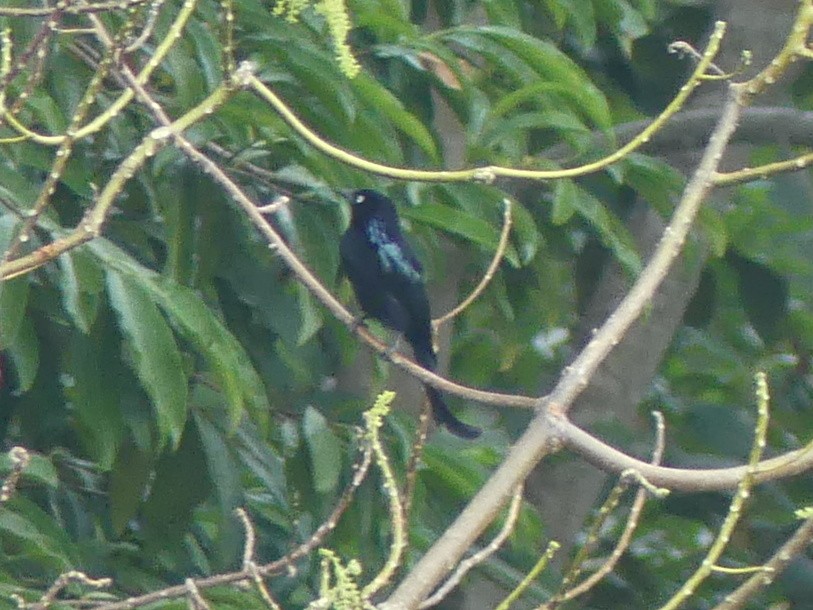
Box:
338;189;355;203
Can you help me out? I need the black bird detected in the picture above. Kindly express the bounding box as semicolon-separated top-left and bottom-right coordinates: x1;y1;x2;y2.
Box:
340;189;481;439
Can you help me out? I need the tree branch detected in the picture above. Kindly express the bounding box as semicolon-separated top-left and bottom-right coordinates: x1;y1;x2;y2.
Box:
381;25;751;609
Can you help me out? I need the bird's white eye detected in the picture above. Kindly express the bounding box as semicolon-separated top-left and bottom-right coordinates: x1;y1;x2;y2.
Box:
355;194;365;204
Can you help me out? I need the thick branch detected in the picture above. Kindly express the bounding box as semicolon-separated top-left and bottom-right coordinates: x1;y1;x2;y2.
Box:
559;417;813;492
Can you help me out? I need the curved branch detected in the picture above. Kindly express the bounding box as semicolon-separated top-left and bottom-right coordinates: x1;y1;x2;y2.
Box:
543;107;813;162
246;23;725;183
558;416;813;492
548;412;667;608
433;197;513;328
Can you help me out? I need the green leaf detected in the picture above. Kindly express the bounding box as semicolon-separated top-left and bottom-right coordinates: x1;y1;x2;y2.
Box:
303;406;341;495
422;445;488;497
0;452;57;488
152;278;270;430
0;164;38;208
568;0;597;48
698;206;727;258
352;73;440;162
194;412;243;514
106;269;189;448
509;200;542;265
67;331;125;470
482;0;522;28
164;39;205;111
402;203;521;267
280;39;357;124
551;178;578;225
622;154;685;217
554;180;641;275
594;0;650;55
26;90;67;134
109;441;154;535
729;252;789;344
141;421;212;547
0;499;76;570
352;0;411;34
187;17;224;91
444;26;612;131
58;250;104;334
0;276;29;349
235;421;289;506
483;110;591;155
89;238;270;432
5;317;39;392
296;283;323;346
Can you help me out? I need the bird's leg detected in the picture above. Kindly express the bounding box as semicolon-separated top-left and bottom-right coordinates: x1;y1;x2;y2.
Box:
350;314;368;333
383;335;402;361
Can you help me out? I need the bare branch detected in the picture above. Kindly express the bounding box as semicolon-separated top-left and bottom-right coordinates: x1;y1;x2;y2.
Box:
546;412;668;608
420;484;525;608
558;416;813;492
713;512;813;610
1;446;30;503
434;197;513;328
30;571;112;610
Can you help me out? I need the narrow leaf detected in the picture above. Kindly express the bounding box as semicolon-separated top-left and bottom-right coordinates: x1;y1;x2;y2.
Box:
106;270;188;448
402;204;520;267
303;406;341;494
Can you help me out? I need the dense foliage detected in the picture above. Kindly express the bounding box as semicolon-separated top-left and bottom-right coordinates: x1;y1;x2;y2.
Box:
0;0;812;608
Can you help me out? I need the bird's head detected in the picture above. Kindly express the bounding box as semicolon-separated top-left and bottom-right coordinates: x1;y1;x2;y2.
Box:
343;189;398;225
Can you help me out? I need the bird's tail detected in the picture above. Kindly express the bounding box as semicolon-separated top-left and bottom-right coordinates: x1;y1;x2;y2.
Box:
425;385;482;439
411;338;481;439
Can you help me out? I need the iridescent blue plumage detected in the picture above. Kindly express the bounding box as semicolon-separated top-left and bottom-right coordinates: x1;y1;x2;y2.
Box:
340;189;481;439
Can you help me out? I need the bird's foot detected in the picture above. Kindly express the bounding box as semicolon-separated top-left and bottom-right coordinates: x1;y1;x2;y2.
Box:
350;316;368;333
383;336;402;361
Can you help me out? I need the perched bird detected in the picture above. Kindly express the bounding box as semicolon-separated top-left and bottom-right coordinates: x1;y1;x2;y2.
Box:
340;189;481;439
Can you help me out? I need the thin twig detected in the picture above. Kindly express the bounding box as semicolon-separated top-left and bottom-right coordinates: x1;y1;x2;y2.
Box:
246;24;723;183
263;443;374;577
402;403;431;525
247;562;283;610
420;484;525;608
362;392;407;598
434;198;513;328
496;541;560;610
712;512;813;610
547;412;667;607
256;195;291;214
184;579;212;610
124;0;166;53
30;571;112;610
0;9;61;104
235;507;257;569
1;446;30;503
3;34;120;263
656;373;772;610
81;444;373;610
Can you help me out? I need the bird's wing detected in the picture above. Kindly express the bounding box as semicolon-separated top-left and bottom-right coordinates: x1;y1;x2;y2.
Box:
365;217;423;282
